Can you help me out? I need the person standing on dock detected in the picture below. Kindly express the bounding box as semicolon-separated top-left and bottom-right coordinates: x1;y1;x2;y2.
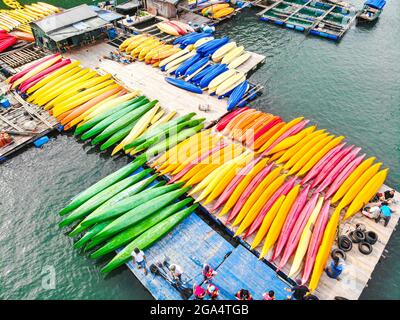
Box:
169;263;184;282
131;247;147;275
202;264;217;283
285;280;309;300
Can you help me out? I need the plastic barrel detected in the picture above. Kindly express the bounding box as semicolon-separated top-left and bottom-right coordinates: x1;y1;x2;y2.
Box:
34;136;49;148
0;98;11;108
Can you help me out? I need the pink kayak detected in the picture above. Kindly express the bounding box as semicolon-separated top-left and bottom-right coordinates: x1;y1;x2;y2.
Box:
8;53;60;84
211;157;262;212
300;143;345;185
227;163;274;222
168;142;226;184
19;59;71;91
260;119;310;156
324;154;366;200
245;176;297;238
314;147;361;193
301;200;330;284
19;74;48;93
277;192;319;270
271;184;310;262
310;145;354;189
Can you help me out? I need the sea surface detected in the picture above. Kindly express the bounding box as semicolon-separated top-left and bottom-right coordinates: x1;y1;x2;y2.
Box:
0;1;399;300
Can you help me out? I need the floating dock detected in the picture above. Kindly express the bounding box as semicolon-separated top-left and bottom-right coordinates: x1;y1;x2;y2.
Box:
255;0;358;41
0;89;58;160
65;42;265;125
123;171;290;300
188;160;400;300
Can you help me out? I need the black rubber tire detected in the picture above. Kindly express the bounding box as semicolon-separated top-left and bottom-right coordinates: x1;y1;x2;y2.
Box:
349;230;366;243
331;248;346;261
338;235;353;252
356;223;366;233
359;242;373;255
365;231;378;245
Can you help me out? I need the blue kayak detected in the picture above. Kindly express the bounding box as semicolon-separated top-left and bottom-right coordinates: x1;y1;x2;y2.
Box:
227;80;249;111
165;77;203;94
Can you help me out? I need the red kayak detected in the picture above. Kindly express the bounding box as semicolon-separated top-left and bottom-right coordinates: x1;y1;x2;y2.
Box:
8;53;60;84
19;59;71;91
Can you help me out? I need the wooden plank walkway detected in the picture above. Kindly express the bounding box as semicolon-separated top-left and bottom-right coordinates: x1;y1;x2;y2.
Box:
0;89;58;159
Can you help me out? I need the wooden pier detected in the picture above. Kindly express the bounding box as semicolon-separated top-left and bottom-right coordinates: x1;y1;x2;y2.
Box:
0;89;58;160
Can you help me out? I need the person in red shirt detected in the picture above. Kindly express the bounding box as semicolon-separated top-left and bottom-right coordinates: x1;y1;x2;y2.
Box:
193;283;206;300
202;263;217;282
235;289;253;300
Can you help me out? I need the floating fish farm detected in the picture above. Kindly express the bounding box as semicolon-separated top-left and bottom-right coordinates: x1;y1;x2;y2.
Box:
0;0;397;301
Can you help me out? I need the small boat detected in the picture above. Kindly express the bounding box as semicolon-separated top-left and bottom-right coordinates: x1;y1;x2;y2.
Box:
357;0;386;23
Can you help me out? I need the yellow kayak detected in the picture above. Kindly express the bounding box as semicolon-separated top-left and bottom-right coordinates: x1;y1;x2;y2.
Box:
232;166;283;227
309;208;341;292
213;72;245;96
276;129;326;164
207;69;237;90
159;49;189;68
221;46;245;65
259;184;301;258
235;173;287;236
288;196;324;278
295;135;345;177
267;126;316;155
252;195;286;250
212;42;237;62
335;162;382;211
27;67;83;102
331;157;376;204
164;51;196;71
26;61;81;94
344;168;389;220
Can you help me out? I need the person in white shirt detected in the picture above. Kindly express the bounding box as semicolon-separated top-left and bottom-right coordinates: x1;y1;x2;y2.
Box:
169;263;184;282
362;206;380;219
131;247;147;275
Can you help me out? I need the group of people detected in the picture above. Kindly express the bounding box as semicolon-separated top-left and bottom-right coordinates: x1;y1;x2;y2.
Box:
193;264;219;300
362;189;396;227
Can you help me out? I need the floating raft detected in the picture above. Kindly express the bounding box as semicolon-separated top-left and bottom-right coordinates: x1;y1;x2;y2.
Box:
124;201;289;300
256;0;358;41
191;175;400;300
0;90;58;160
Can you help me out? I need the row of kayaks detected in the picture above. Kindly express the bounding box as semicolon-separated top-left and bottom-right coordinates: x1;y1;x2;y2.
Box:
157;20;194;36
8;53;205;157
201;3;235;19
0;2;59;34
151;109;388;292
57;155;199;274
119;32;254;109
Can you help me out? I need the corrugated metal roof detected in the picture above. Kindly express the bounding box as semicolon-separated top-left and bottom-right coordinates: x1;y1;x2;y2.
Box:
47;16;108;42
88;5;124;22
32;4;98;33
365;0;386;10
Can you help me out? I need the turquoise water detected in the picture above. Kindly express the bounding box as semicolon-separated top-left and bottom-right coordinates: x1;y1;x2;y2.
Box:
0;1;399;299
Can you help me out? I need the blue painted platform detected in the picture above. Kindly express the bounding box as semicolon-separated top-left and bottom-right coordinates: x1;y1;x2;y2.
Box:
118;165;289;300
209;245;289;300
124;212;234;300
